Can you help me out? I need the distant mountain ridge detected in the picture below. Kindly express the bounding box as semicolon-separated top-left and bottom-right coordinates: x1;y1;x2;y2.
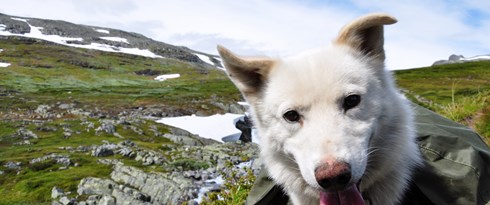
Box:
0;13;222;68
433;54;490;66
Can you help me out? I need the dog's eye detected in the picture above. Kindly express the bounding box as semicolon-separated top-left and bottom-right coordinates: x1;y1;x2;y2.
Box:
283;110;301;123
343;95;361;110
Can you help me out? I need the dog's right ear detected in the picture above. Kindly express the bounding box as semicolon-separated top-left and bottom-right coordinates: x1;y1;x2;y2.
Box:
334;13;397;62
217;45;275;97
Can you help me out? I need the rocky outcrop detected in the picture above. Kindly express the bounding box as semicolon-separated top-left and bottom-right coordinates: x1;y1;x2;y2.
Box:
49;138;261;205
73;164;193;205
112;164;192;203
92;144;117;157
15;127;38;139
4;161;22;170
433;54;490;66
30;153;71;167
2;101;261;204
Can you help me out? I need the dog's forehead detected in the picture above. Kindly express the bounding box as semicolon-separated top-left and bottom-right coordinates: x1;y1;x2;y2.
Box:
265;46;372;103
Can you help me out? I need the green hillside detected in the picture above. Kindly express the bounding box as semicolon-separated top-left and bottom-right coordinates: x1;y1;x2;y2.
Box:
0;37;245;204
0;37;242;115
394;61;490;144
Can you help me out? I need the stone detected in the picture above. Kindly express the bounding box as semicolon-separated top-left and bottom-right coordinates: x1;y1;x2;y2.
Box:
110;164;193;204
130;125;144;135
97;159;120;165
58;103;74;110
37;125;58;132
116;147;135;158
35;104;51;115
51;186;65;199
30;153;71;167
96;120;116;135
15;128;38;139
77;177;116;196
63;131;72;139
59;196;74;205
4;161;21;169
86;194;101;205
51;200;63;205
98;195;116;205
448;54;464;61
92;144;117;157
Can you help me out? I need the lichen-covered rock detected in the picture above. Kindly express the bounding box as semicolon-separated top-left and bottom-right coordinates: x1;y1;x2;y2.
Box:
31;153;71;166
97;194;116;205
15;128;38;139
92;143;117;157
4;161;22;170
95;120;116;135
111;164;193;204
77;177;117;196
51;186;65;199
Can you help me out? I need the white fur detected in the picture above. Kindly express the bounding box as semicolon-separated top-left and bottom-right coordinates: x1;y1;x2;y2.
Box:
218;13;423;205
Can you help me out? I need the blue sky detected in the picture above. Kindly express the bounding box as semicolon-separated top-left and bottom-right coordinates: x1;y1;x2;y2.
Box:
1;0;489;70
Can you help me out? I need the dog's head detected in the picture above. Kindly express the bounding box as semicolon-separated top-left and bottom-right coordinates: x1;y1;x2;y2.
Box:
219;13;397;204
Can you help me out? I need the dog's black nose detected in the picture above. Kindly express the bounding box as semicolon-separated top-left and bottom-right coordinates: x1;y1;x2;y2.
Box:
315;161;352;190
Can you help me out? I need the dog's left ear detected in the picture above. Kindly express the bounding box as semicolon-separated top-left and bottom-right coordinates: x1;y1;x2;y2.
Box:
217;45;275;98
335;13;397;61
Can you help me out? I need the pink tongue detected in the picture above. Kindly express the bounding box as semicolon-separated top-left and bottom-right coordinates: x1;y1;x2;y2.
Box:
320;185;364;205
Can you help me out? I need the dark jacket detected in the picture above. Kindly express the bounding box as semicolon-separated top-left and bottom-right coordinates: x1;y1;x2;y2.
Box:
246;104;490;205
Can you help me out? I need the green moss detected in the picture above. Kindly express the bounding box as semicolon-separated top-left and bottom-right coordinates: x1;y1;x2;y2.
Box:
170;158;210;171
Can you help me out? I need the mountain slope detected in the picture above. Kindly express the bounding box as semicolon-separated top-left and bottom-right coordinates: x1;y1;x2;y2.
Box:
0;36;240;116
0;13;222;68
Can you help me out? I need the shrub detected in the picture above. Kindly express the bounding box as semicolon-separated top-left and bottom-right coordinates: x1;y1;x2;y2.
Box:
170;159;210;171
28;159;57;171
201;162;256;205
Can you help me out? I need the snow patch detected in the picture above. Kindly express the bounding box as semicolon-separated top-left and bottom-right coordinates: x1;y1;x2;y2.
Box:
0;20;83;44
194;53;215;65
100;37;129;44
0;24;6;31
0;48;3;53
156;113;242;142
237;101;248;106
0;62;11;67
94;28;110;34
11;17;28;22
154;74;181;81
464;55;490;61
214;57;224;69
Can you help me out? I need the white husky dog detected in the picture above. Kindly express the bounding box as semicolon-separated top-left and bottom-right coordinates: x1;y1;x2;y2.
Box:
218;13;422;205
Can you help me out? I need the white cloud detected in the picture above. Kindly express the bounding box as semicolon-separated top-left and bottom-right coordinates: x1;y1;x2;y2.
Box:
0;0;488;69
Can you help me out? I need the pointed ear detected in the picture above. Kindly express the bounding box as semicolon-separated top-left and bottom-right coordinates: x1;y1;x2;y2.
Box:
335;13;397;61
217;45;275;96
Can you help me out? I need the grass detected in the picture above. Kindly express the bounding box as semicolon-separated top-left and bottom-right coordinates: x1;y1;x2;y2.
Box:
394;61;489;107
200;162;256;205
0;116;178;204
0;37;242;115
0;160;111;204
394;61;490;144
